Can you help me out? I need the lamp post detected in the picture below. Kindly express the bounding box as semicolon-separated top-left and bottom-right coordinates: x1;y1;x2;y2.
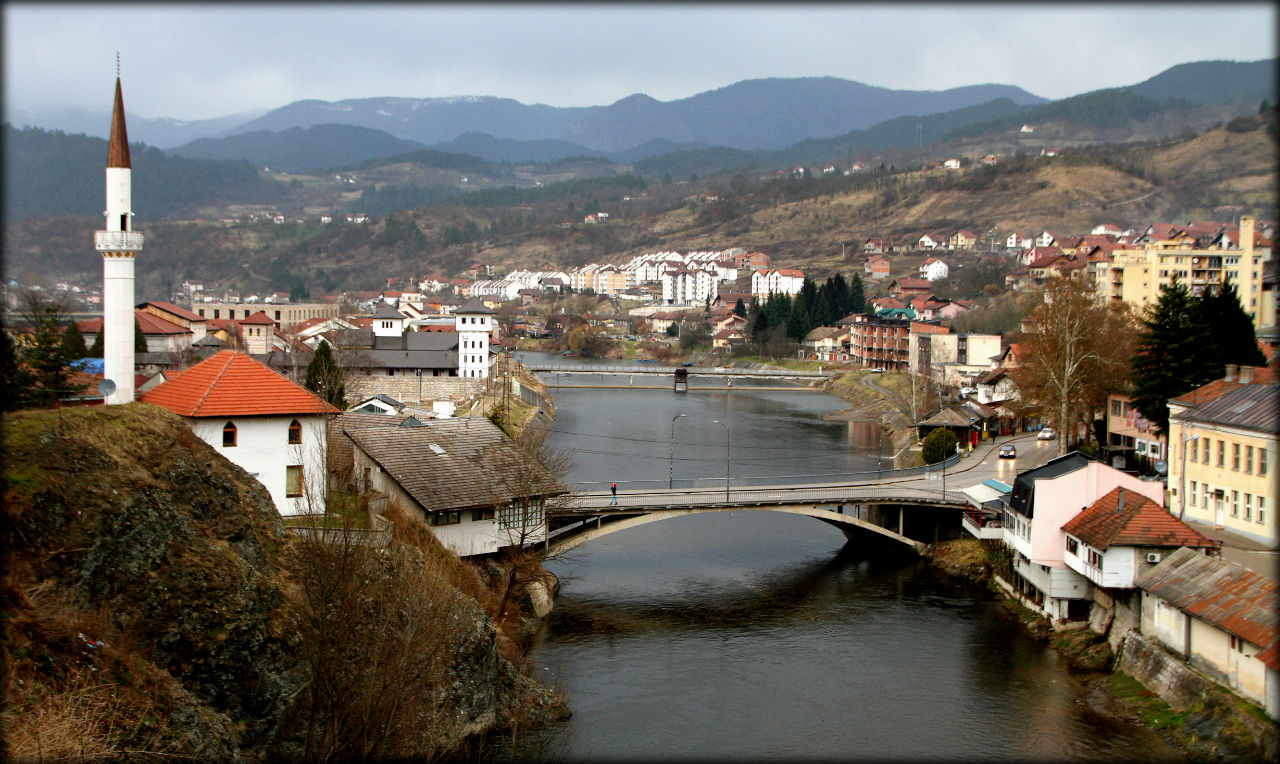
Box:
1180;430;1200;521
712;419;730;501
669;413;688;489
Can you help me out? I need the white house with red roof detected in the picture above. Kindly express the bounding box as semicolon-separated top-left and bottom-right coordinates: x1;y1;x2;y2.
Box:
1062;486;1218;590
141;350;339;516
751;268;805;297
919;257;950;281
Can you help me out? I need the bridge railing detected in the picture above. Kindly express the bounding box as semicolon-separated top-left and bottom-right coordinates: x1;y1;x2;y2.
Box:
571;451;962;494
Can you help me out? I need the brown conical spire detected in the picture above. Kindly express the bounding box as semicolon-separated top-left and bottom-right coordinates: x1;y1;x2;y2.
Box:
107;77;131;169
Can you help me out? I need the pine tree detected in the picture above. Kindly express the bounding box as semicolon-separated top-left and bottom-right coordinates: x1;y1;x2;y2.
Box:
134;317;147;353
786;293;811;339
88;329;104;358
848;273;866;315
304;340;347;409
60;320;88;358
1201;280;1266;369
1130;277;1218;435
733;298;746;318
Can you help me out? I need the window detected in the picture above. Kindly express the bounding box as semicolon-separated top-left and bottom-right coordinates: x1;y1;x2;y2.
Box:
1066;537;1079;555
471;508;495;522
1244;494;1252;521
1086;548;1103;569
1258;497;1266;524
1260;448;1268;476
1245;446;1253;474
222;421;237;447
1149;443;1161;460
1229;635;1246;653
1218;440;1225;467
286;465;303;498
1202;438;1210;463
427;511;461;526
1232;443;1240;471
1231;490;1239;517
288;419;302;445
1190;481;1197;507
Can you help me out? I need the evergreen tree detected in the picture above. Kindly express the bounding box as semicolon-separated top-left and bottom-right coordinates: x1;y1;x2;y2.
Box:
17;299;88;408
810;291;833;328
0;318;28;411
304;340;347;410
786;293;811;339
828;273;850;318
60;320;88;358
848;273;866;314
134;317;148;353
1200;280;1266;369
1130;277;1218;435
87;329;103;358
733;298;746;318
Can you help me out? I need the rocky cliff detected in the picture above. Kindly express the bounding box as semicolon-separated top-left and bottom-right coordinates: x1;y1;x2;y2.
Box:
2;403;565;761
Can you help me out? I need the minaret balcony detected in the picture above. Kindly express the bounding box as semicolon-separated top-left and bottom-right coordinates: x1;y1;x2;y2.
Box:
95;231;144;252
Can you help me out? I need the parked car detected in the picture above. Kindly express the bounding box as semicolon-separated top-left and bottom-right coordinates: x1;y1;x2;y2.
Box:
998;444;1017;459
1037;428;1056;441
869;367;886;373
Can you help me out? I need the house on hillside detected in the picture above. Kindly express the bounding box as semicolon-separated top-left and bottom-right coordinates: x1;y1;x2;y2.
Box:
330;413;568;556
919;258;950;281
141;350;338;516
864;255;891;280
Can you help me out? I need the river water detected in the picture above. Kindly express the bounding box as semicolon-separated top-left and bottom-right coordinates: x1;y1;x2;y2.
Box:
504;353;1183;762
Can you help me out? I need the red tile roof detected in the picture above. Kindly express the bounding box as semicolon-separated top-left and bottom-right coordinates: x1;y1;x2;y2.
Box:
1061;487;1219;551
1136;547;1278;666
141;350;338;417
142;301;204;322
135;311;189;335
1169;366;1275;408
241;310;276;325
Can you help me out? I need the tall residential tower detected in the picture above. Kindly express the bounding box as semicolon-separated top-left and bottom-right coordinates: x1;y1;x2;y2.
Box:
95;75;143;404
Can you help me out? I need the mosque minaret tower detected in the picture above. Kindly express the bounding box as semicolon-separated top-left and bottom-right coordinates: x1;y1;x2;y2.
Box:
95;69;143;404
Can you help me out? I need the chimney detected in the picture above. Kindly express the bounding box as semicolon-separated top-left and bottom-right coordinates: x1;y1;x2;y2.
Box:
1224;364;1238;382
1239;366;1254;384
1116;487;1125;512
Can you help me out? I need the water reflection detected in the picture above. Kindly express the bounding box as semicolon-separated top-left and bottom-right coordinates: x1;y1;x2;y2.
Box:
506;357;1183;762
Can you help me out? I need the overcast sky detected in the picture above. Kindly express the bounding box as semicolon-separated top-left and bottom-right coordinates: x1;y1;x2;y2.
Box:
4;2;1276;122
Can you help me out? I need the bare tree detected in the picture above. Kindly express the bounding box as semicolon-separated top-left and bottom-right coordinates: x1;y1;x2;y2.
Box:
1009;273;1135;456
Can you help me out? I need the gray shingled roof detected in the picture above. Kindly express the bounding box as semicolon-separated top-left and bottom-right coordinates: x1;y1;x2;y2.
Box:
1135;546;1278;662
338;414;567;514
1174;383;1279;434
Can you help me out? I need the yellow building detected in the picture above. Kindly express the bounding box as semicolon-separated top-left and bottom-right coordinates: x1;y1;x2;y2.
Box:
1101;217;1269;329
1168;365;1278;548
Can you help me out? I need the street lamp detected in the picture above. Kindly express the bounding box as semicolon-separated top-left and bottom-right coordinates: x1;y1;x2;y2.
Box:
712;419;730;501
669;413;688;489
1180;431;1200;521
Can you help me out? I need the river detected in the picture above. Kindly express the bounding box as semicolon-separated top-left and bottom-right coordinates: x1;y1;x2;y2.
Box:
502;353;1183;761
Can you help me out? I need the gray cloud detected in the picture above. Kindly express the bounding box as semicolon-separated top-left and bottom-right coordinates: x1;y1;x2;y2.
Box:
4;2;1275;121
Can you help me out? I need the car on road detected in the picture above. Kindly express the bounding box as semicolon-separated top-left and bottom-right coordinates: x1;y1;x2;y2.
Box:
1037;428;1056;441
869;367;886;373
998;444;1017;459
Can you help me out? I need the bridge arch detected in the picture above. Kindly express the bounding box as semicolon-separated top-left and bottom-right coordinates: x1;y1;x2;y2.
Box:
544;504;926;557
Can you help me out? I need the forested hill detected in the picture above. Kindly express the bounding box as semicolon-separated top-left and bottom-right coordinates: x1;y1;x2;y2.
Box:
2;124;281;221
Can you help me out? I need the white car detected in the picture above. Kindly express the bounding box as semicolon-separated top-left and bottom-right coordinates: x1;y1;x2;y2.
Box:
1037;428;1056;441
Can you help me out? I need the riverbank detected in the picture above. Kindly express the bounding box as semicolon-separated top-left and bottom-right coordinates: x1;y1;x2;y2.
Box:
925;537;1279;761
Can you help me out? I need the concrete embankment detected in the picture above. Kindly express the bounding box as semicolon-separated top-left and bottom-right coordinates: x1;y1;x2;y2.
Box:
823;372;919;467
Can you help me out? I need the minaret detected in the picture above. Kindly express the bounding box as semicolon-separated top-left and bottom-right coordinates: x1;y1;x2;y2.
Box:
95;69;143;404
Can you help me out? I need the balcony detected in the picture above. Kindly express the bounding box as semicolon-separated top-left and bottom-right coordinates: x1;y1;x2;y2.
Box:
961;507;1004;540
94;231;144;252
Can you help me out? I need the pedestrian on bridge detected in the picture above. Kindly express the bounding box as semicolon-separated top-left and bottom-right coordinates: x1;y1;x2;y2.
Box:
610;482;618;505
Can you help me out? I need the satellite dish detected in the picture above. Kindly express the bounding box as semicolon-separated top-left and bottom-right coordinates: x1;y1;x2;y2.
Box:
1154;460;1168;475
97;378;117;397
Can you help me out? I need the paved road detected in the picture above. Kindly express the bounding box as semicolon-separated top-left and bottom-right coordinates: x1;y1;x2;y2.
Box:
571;432;1060;510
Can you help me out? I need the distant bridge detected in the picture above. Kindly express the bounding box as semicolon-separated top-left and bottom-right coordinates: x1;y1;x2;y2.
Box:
525;362;837;390
544;456;973;556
